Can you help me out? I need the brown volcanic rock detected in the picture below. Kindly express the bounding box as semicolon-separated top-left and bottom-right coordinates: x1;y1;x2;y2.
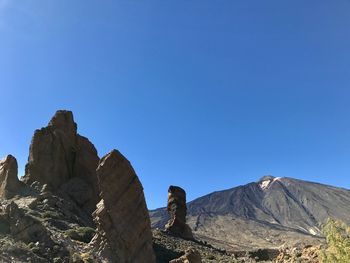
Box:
0;155;23;199
23;110;99;214
274;245;321;263
165;186;194;240
90;150;156;263
0;201;53;244
169;248;202;263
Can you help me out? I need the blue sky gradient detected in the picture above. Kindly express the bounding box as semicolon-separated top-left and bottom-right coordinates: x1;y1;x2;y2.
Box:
0;0;349;209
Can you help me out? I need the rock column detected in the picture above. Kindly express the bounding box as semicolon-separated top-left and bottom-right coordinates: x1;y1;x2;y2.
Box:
0;155;23;199
165;185;194;240
90;150;156;263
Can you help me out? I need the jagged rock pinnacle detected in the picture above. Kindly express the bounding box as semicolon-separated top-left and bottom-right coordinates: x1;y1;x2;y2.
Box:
0;155;23;199
48;110;77;135
23;110;99;214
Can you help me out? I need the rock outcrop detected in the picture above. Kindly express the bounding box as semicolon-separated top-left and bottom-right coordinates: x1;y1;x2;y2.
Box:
23;110;99;214
90;150;156;263
0;202;52;244
0;155;23;199
165;186;194;240
169;248;202;263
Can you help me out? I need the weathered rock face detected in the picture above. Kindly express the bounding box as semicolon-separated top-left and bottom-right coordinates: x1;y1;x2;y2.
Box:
0;155;23;199
165;186;194;240
90;150;156;263
169;248;202;263
23;110;99;214
0;202;52;244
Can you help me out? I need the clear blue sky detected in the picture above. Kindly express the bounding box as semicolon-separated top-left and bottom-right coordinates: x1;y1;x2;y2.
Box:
0;0;349;209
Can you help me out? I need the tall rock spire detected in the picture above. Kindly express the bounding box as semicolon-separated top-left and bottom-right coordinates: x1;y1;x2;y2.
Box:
90;150;156;263
23;110;99;214
165;185;194;240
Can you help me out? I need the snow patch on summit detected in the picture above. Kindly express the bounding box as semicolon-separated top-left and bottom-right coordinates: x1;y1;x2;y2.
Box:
259;177;283;190
260;180;271;190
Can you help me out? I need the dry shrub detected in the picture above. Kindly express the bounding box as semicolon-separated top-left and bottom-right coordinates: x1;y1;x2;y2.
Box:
320;218;350;262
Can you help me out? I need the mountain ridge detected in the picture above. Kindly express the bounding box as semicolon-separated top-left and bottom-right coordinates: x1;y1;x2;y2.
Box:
150;176;350;251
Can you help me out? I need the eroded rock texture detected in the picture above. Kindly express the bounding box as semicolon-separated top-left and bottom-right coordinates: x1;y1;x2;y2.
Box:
90;150;155;263
0;155;23;199
0;202;52;244
165;186;194;240
23;110;99;214
169;248;202;263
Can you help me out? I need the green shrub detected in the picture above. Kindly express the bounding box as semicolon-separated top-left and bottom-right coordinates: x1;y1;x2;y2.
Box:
320;218;350;262
42;210;61;219
66;227;95;243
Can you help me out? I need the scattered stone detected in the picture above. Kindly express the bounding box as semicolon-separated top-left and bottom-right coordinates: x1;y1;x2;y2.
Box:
274;245;321;263
23;110;100;214
90;150;156;263
165;186;194;240
0;155;23;199
169;248;202;263
247;248;279;261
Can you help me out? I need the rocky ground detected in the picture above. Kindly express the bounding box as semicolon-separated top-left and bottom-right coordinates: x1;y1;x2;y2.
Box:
153;229;322;263
153;229;237;263
0;184;97;263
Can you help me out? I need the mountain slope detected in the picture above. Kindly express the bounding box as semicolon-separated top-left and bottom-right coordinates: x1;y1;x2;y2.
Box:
150;176;350;251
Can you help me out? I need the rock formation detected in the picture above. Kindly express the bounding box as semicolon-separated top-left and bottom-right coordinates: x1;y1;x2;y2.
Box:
90;150;156;263
169;248;202;263
23;110;99;214
0;155;23;199
0;202;52;244
165;186;194;240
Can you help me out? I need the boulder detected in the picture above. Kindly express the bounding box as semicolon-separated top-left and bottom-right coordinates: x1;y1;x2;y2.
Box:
90;150;156;263
23;110;99;214
169;248;202;263
165;186;194;240
0;155;23;199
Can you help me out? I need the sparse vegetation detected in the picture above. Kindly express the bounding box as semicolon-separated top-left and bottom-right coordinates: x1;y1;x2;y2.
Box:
80;252;95;263
42;210;61;219
70;252;84;263
320;219;350;263
70;252;94;263
66;227;95;243
53;257;62;263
